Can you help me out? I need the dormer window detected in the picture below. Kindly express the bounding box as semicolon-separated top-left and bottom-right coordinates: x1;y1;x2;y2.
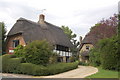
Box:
86;46;90;50
13;40;19;48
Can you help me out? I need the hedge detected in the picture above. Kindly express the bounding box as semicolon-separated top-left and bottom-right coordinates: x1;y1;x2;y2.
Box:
47;62;78;75
2;54;78;76
2;54;22;73
17;61;78;76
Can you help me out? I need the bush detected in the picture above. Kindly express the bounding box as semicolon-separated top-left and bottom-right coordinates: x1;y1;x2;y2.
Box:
16;61;78;76
24;40;53;65
2;54;15;72
2;54;22;73
7;58;22;73
79;61;88;66
49;53;57;64
32;65;48;76
99;37;119;70
89;36;119;71
0;56;2;72
47;61;78;75
14;45;25;57
89;48;101;66
69;56;75;62
17;63;36;75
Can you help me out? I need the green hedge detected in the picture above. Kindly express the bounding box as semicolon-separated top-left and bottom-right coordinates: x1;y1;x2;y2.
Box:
89;36;119;71
2;54;22;73
2;54;78;76
17;61;78;76
89;48;101;66
47;62;78;75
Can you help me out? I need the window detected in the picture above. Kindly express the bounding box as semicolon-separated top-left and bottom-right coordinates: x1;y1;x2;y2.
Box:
56;45;69;52
13;40;19;48
86;46;90;50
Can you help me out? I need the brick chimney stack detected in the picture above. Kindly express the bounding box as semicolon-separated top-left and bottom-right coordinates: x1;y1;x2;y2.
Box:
38;14;45;24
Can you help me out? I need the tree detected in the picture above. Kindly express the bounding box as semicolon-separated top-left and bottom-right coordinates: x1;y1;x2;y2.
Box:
0;22;7;55
61;25;76;40
85;14;117;46
24;40;54;65
61;25;79;60
117;14;120;71
89;14;119;70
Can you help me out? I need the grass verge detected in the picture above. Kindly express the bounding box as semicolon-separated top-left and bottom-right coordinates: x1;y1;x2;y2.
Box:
86;67;119;78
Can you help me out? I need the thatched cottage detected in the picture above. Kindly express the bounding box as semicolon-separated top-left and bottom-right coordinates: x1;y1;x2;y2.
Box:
79;36;94;63
6;14;73;62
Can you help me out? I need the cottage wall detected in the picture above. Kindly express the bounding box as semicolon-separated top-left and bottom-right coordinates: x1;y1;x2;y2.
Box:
80;44;94;53
79;43;94;63
6;34;26;54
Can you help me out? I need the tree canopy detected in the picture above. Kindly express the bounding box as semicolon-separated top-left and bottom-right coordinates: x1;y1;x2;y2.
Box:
84;14;117;46
0;22;7;55
61;25;76;40
61;25;79;60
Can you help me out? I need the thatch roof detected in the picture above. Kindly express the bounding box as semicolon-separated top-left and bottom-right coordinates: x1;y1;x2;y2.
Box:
7;17;73;48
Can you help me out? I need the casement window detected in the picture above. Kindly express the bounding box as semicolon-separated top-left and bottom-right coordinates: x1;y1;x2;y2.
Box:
56;45;69;52
86;46;90;50
13;40;19;48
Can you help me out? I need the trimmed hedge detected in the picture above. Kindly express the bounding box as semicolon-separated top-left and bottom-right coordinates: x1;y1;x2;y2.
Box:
2;54;18;73
2;54;22;73
7;58;22;73
2;54;78;76
17;61;78;76
47;62;78;75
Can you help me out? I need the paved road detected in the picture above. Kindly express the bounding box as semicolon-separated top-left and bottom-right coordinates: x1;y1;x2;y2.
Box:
2;66;98;78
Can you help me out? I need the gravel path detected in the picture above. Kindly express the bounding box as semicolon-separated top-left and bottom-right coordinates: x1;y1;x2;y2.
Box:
2;66;98;78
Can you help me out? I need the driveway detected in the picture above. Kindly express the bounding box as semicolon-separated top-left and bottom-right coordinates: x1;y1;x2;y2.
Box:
2;66;98;78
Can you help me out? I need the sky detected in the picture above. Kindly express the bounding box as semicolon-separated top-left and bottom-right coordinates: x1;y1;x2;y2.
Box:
0;0;119;41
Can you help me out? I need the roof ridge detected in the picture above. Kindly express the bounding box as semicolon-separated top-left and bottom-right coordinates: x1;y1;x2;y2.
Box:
17;17;62;30
45;21;62;30
17;17;40;26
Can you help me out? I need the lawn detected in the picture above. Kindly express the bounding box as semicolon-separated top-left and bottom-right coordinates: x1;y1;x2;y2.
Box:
86;67;119;78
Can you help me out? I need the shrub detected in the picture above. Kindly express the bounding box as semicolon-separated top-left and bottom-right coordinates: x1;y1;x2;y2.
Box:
69;56;75;62
47;61;78;75
7;58;22;73
17;63;36;75
32;65;48;76
99;37;119;70
2;54;22;73
14;45;25;57
0;56;2;72
17;61;78;76
2;54;78;76
79;61;89;66
2;54;15;72
49;53;57;64
89;36;119;70
89;48;101;66
24;40;53;65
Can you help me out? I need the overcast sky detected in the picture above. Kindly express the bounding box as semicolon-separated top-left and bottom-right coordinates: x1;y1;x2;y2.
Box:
0;0;119;40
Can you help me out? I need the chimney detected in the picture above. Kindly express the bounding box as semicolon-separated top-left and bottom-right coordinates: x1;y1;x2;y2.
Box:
80;36;82;45
38;14;45;24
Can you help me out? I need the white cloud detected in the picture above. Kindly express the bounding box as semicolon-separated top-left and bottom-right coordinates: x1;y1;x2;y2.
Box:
0;0;119;40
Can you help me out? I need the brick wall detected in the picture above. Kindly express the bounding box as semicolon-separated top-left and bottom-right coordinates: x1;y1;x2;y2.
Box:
6;34;26;54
